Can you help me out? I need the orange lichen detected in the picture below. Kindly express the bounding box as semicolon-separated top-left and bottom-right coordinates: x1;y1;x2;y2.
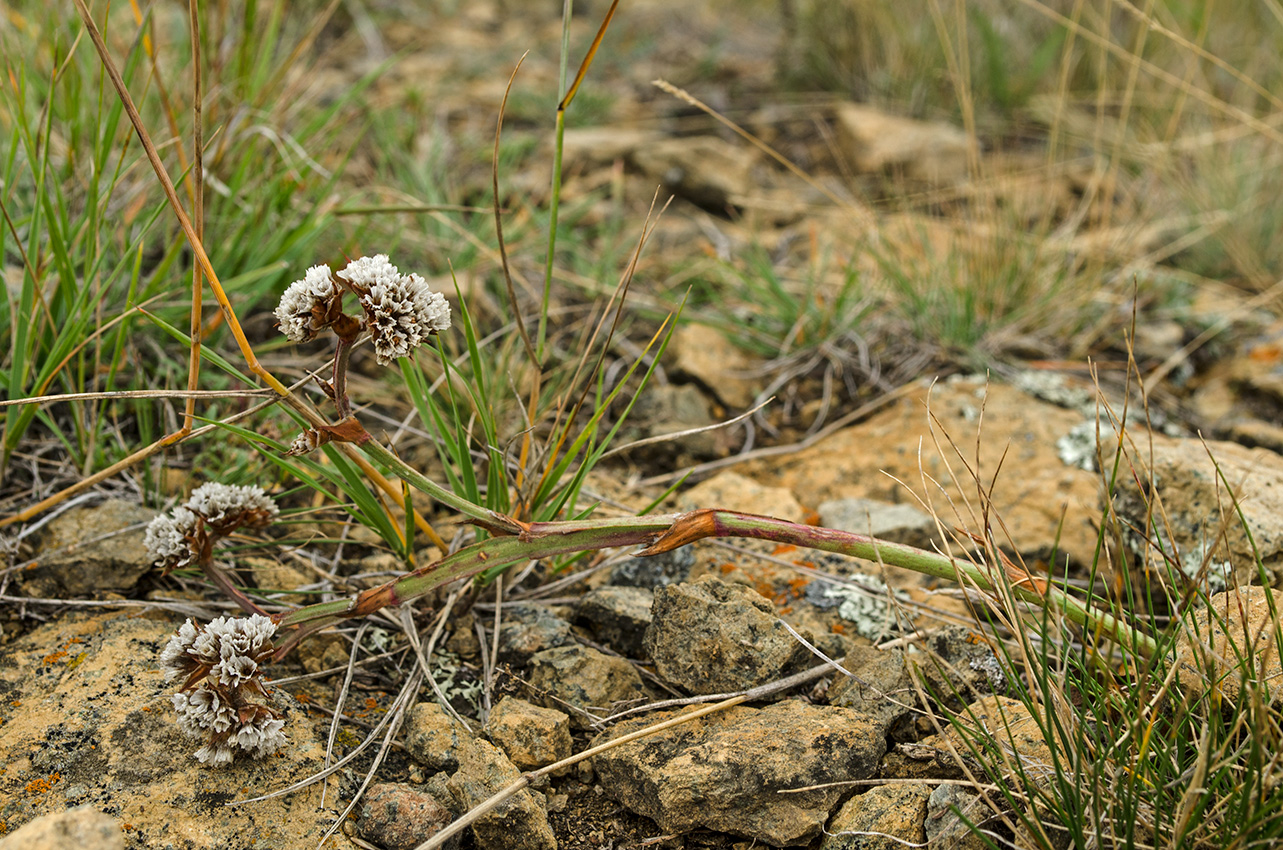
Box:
42;650;68;664
772;544;798;556
25;772;60;795
830;623;848;635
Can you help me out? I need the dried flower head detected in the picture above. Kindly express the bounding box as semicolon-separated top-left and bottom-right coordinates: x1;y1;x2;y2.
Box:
274;264;342;343
144;484;279;574
163;615;286;766
337;255;451;365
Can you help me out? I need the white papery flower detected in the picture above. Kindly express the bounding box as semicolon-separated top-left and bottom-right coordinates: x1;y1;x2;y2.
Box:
275;264;339;343
185;482;279;530
164;615;286;766
338;255;451;365
144;507;199;572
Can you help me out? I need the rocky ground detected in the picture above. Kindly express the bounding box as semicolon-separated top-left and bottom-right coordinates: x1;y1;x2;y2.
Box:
5;1;1283;848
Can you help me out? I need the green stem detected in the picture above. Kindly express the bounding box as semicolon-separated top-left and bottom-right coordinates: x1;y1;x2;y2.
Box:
274;508;1158;659
359;439;523;535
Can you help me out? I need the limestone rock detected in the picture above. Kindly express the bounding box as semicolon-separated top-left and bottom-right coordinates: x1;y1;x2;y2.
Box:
527;645;646;728
669;322;759;410
445;739;556;850
593;700;886;846
631;135;756;209
924;783;989;849
19;500;158;598
940;695;1056;790
404;701;477;773
610;547;695;589
485;697;572;770
0;805;123;850
821;783;932;850
1108;432;1283;588
818;497;939;549
677;470;806;524
573;585;654;658
826;646;917;738
496;605;573;667
0;612;334;848
355;783;455;850
1172;585;1283;706
833;103;971;184
645;575;813;694
740;377;1101;568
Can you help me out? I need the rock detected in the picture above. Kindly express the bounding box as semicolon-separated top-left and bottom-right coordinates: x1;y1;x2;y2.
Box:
485;697;572;770
669;322;759;411
242;556;311;593
593;700;886;846
740;377;1101;569
915;626;1010;706
446;739;556;850
1172;585;1283;706
826;646;917;738
821;783;932;850
573;585;654;658
619;383;723;462
0;612;334;848
631;135;756;210
645;575;813;694
294;631;349;675
818;498;938;549
939;696;1056;791
610;546;695;589
1108;432;1283;589
404;701;478;773
527;645;646;728
0;805;123;850
496;605;573;667
19;500;157;598
677;471;806;524
833;103;971;184
924;783;989;849
355;783;455;850
560;126;661;170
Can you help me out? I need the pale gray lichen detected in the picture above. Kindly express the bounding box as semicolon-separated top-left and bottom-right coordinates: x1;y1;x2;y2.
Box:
338;255;451;365
163;615;286;766
274;264;339;343
824;574;913;641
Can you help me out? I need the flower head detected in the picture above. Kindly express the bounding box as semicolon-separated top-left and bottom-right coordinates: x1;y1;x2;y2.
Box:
274;264;342;343
144;484;279;574
164;615;287;766
337;255;451;365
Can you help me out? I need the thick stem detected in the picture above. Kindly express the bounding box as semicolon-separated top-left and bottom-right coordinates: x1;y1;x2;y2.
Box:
274;508;1158;659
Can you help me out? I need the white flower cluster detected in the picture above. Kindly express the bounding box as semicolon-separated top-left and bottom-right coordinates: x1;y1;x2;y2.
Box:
338;254;451;365
274;264;340;343
144;483;279;573
184;482;279;532
162;615;287;766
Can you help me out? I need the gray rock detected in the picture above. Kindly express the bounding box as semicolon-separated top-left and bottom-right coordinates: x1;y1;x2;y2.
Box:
821;783;932;850
609;546;694;589
404;701;478;773
527;645;646;728
924;783;990;849
355;783;456;850
496;604;572;667
573;585;654;657
620;382;722;462
1107;433;1283;589
447;739;556;850
645;575;813;694
593;700;886;846
0;805;123;850
485;697;572;770
817;497;938;549
915;625;1009;706
826;646;917;738
19;500;157;598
